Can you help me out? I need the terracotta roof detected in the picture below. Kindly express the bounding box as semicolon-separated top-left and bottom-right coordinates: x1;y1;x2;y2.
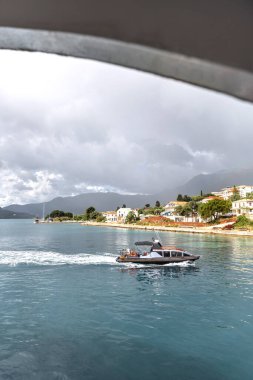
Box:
165;201;187;206
202;196;222;201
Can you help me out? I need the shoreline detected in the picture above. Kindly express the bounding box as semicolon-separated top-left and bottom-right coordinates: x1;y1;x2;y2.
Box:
80;221;253;237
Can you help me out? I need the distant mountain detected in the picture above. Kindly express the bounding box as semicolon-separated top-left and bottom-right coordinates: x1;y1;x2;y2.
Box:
157;168;253;201
4;168;253;216
0;207;33;219
4;192;157;218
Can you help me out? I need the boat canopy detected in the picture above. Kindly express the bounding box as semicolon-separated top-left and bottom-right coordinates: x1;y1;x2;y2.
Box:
135;241;153;246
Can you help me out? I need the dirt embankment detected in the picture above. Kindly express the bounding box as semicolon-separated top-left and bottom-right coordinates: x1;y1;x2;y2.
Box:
81;219;253;237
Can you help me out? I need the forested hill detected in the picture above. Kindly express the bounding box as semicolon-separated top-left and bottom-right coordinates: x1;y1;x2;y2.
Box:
3;192;157;218
3;168;253;217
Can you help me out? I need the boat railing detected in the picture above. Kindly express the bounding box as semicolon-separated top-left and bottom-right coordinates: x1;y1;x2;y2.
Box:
161;246;184;251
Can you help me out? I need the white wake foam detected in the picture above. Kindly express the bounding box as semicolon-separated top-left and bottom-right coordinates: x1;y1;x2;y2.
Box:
0;251;118;266
123;261;195;269
164;261;195;267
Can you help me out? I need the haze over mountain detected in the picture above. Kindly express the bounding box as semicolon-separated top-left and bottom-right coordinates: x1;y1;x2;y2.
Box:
4;193;157;218
0;208;33;219
158;167;253;200
4;168;253;218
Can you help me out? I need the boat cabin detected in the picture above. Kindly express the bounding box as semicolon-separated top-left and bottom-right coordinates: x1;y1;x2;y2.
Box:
134;241;192;258
117;239;199;263
151;250;191;258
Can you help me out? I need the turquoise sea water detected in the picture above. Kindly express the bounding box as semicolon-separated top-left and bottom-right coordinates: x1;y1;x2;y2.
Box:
0;220;252;380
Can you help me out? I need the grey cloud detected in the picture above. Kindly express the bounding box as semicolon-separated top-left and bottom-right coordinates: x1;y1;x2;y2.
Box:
0;50;253;205
14;182;33;191
147;144;193;166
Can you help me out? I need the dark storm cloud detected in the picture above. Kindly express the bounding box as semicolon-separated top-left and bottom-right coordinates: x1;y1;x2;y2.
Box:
0;50;253;206
147;144;193;166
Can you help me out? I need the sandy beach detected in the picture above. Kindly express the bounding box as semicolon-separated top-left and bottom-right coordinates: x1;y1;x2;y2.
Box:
80;221;253;237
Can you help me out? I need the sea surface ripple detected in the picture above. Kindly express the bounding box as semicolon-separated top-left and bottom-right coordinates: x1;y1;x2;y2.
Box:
0;220;252;380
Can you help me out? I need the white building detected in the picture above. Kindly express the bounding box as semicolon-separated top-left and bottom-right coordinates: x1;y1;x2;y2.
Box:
166;215;203;223
212;185;253;200
237;186;253;198
102;211;117;223
232;199;253;220
116;208;138;223
212;187;234;199
161;201;203;222
162;201;187;217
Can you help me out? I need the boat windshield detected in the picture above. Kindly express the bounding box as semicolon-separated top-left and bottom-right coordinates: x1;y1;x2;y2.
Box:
171;251;183;257
136;245;152;254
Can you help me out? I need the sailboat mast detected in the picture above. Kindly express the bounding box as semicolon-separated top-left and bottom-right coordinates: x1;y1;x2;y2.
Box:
42;203;45;221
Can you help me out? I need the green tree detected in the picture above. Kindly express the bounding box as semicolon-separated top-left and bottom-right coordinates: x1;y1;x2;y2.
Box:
234;215;253;227
177;194;192;202
175;205;184;216
154;207;164;215
50;210;65;218
155;200;160;207
183;195;192;202
230;186;240;201
122;204;126;208
198;199;232;221
144;208;154;215
96;213;106;222
145;204;150;208
89;210;100;220
86;206;96;216
73;214;85;221
175;201;197;217
64;212;73;219
84;206;98;220
246;192;253;199
125;211;137;224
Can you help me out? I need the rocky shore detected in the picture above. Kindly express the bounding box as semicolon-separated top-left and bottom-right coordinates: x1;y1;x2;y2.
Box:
80;221;253;237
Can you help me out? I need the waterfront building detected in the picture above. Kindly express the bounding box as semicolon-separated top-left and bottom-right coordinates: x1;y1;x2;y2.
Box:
102;211;117;223
166;214;202;223
162;201;187;217
116;208;138;223
212;187;233;199
162;200;204;222
232;199;253;220
212;185;253;200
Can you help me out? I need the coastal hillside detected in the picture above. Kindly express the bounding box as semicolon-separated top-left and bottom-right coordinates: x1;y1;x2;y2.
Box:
157;168;253;201
0;207;33;219
4;192;157;218
4;168;253;217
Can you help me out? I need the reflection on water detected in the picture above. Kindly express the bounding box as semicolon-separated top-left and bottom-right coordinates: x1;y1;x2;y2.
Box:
0;221;253;380
120;264;200;284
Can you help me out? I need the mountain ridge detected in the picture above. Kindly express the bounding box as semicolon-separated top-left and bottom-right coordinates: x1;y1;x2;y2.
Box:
0;207;33;219
3;168;253;218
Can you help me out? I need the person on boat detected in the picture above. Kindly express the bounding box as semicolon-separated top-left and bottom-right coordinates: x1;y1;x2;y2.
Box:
151;238;162;251
129;249;138;257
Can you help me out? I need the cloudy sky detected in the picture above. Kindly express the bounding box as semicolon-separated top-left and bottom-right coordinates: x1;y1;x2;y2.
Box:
0;49;253;207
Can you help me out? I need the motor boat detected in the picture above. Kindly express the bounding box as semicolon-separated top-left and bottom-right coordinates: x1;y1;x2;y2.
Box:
116;239;200;264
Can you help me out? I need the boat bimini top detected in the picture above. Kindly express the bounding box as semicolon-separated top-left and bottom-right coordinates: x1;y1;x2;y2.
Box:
134;241;153;246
